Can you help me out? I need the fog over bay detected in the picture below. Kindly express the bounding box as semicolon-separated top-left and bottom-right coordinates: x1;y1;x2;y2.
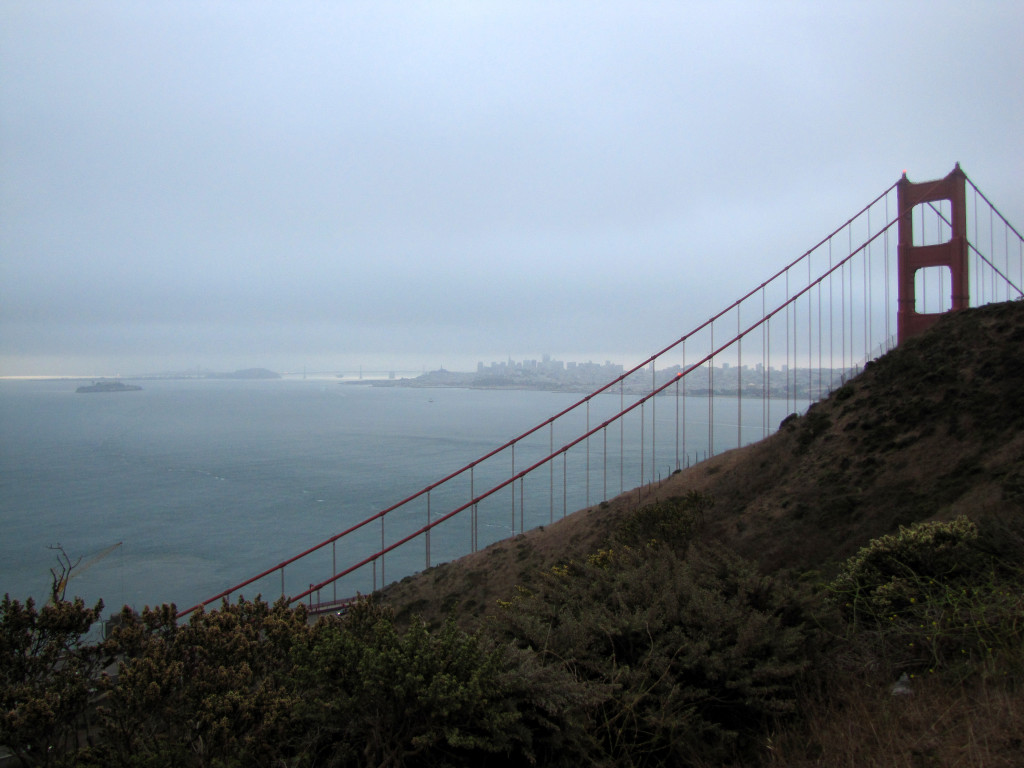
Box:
2;2;1022;377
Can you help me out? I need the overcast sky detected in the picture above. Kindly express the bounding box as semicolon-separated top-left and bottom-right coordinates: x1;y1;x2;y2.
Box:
2;1;1022;377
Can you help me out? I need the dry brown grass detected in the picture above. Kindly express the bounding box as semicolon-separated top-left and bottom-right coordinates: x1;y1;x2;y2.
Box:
770;670;1024;767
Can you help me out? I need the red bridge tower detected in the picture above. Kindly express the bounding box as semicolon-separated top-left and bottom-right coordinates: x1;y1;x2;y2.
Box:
897;163;970;344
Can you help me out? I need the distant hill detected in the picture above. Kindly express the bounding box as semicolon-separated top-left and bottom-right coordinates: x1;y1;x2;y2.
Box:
208;368;281;380
381;299;1024;628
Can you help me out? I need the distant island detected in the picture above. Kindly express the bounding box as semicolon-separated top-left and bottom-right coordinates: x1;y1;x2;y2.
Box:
76;381;143;394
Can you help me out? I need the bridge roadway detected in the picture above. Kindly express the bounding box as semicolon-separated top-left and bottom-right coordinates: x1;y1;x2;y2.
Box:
303;596;355;617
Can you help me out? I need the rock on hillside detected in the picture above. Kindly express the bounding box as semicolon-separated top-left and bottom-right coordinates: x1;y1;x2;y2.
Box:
381;300;1024;628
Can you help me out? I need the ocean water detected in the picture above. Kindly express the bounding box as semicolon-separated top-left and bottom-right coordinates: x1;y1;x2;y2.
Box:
0;377;798;615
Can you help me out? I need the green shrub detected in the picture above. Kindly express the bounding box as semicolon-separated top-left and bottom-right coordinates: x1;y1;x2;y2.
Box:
830;516;984;613
0;593;107;767
93;597;309;767
499;542;816;766
614;492;711;552
294;600;595;767
828;516;1024;674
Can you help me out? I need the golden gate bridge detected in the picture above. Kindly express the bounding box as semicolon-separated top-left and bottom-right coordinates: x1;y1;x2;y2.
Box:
179;165;1023;618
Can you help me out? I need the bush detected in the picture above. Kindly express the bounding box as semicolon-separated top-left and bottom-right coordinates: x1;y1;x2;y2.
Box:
293;599;595;767
613;492;711;552
0;593;107;767
828;516;1024;674
499;542;816;766
93;597;309;767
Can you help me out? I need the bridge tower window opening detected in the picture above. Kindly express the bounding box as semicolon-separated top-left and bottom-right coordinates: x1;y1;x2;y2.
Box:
914;265;953;314
911;200;953;247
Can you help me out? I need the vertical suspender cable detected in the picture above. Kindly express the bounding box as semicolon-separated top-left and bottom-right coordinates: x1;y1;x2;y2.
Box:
737;307;742;449
1006;218;1011;301
866;207;871;363
817;256;823;397
640;401;646;488
991;207;996;301
426;491;431;570
510;443;515;535
808;248;813;402
829;236;834;385
974;187;980;303
843;229;848;377
519;477;524;535
765;316;771;437
651;363;656;482
682;340;687;462
585;399;591;508
619;379;624;495
797;269;802;405
849;224;854;371
792;271;797;407
983;197;988;303
762;287;767;438
562;451;567;519
708;322;714;456
1015;218;1021;299
603;426;608;501
885;194;891;344
675;374;680;470
785;269;790;413
549;424;554;523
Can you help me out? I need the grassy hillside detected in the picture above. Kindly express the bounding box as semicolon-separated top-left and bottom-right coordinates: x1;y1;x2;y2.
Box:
381;299;1024;630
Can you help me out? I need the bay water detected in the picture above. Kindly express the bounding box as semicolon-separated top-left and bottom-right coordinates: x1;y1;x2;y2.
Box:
0;377;798;616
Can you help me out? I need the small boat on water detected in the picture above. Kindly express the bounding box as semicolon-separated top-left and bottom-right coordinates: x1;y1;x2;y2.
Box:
76;381;143;393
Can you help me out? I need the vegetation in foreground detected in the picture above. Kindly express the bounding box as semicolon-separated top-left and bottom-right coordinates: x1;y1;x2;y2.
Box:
3;497;1023;767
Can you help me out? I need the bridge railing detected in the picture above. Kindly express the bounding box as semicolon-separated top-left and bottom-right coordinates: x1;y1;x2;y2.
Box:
178;169;1021;618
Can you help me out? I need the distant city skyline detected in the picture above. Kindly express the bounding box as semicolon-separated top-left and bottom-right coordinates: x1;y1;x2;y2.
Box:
0;349;861;383
371;352;855;402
